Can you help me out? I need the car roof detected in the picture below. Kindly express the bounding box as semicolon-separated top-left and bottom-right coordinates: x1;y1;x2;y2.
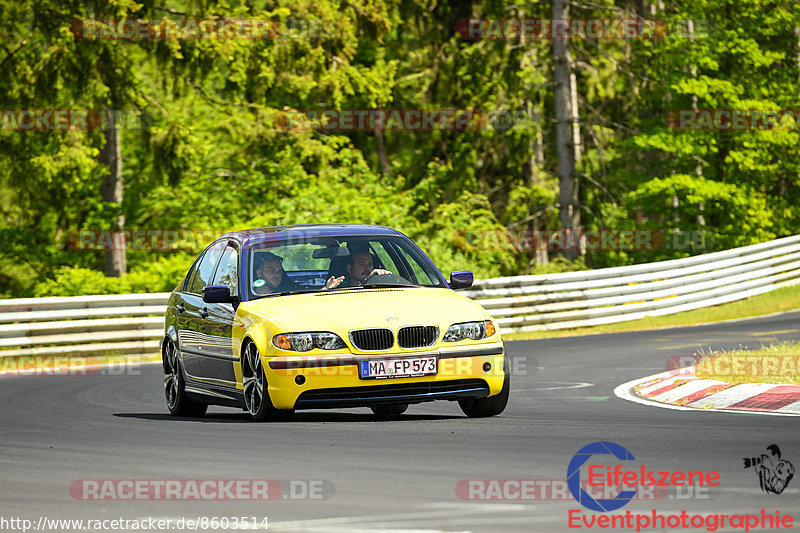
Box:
217;224;403;248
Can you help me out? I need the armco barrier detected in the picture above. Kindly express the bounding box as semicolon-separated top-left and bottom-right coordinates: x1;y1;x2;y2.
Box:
462;234;800;333
0;294;169;359
1;235;799;359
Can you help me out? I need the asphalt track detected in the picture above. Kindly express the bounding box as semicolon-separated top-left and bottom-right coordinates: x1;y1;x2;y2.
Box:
2;311;800;533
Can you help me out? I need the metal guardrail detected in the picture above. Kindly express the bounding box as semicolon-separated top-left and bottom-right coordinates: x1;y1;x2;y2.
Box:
462;234;800;333
0;294;169;359
1;235;799;358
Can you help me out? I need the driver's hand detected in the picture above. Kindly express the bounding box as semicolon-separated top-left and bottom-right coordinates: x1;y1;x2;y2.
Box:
324;275;345;289
369;268;391;277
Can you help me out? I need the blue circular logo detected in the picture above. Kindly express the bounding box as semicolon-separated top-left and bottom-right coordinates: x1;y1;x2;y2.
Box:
567;441;637;512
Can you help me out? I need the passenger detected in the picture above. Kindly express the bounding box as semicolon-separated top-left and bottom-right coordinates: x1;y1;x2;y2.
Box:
324;246;391;289
253;252;300;295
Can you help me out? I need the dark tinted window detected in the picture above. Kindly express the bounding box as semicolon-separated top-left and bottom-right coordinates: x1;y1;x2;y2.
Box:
212;244;238;291
182;259;200;291
188;243;225;294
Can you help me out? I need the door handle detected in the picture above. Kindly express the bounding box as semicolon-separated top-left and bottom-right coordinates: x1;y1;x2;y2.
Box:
176;304;185;315
199;308;209;319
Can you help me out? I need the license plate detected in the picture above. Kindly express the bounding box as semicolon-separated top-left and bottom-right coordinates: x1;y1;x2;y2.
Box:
359;356;438;380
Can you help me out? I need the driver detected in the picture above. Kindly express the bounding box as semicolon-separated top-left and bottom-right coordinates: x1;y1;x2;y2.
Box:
324;246;391;289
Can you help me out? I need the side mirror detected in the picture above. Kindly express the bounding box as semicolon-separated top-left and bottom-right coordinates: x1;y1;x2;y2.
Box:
449;271;474;289
203;285;237;304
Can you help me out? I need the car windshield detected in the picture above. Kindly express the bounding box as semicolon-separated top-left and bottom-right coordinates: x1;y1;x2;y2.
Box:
246;234;446;299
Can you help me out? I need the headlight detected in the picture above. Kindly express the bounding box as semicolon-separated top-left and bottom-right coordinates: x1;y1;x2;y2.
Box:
443;320;496;342
272;332;346;352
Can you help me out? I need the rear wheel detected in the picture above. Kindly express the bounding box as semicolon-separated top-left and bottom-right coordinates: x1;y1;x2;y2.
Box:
242;342;293;422
459;361;510;418
370;403;408;417
163;340;207;417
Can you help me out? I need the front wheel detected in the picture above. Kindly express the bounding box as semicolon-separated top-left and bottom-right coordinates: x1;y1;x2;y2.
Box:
459;363;510;418
242;342;293;422
163;340;207;417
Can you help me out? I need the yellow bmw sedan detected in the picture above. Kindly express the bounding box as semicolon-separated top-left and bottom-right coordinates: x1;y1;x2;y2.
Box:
161;224;508;421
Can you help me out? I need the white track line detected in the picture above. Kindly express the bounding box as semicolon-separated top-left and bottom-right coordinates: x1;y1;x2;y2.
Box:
266;502;559;532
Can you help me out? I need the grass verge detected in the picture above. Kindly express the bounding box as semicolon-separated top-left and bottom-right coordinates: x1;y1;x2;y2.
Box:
503;283;800;341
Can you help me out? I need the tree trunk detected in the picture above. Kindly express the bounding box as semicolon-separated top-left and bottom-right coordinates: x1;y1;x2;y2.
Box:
795;26;800;69
99;110;126;277
552;0;580;260
374;128;391;176
687;20;703;179
518;6;549;267
570;70;582;166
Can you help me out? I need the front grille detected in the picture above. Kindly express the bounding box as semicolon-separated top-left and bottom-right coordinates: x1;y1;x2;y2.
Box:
349;328;394;351
398;326;439;348
294;379;490;409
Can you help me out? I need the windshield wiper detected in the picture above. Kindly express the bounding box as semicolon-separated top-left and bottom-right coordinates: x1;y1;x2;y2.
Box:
251;290;312;299
360;283;416;289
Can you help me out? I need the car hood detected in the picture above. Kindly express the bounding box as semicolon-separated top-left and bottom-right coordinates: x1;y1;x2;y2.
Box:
239;287;489;332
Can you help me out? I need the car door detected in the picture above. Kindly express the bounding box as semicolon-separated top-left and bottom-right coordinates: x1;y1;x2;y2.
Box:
171;255;199;366
198;242;239;387
178;242;225;381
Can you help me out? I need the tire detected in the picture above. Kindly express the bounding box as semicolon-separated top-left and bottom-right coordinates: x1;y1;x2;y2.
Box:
458;361;510;418
370;403;409;416
163;340;208;417
242;342;293;422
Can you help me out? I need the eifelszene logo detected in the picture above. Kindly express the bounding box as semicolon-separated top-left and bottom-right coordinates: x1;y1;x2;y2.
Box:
568;441;722;513
743;444;795;494
567;441;638;512
566;441;796;531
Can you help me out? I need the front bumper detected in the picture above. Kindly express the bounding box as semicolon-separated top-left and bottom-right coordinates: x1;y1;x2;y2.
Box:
264;344;505;410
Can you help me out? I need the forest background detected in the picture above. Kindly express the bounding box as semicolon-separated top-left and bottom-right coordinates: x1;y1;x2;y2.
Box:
1;0;797;297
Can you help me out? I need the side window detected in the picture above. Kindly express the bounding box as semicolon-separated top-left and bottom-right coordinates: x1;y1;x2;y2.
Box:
212;245;238;291
188;243;225;294
182;258;200;292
